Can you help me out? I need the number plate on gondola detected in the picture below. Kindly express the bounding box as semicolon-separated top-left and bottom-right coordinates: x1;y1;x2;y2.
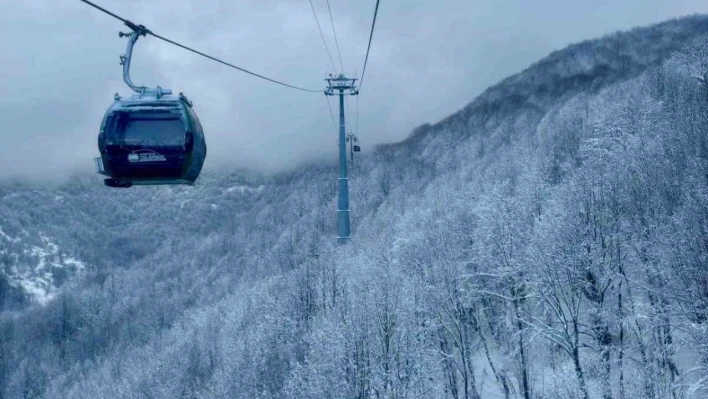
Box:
128;150;167;163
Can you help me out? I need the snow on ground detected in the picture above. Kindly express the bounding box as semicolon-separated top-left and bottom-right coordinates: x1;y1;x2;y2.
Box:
64;256;86;271
0;226;21;243
4;232;87;305
11;265;54;305
225;184;263;194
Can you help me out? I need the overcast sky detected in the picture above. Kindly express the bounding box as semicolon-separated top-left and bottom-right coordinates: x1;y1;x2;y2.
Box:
1;0;707;183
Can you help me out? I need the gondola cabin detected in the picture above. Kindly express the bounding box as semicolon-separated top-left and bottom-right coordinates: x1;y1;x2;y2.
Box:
95;92;206;188
94;26;207;188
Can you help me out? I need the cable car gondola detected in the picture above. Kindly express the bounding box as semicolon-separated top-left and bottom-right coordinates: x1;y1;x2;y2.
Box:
94;26;206;188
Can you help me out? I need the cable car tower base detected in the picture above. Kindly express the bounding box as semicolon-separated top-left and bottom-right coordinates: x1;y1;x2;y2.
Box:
325;74;358;244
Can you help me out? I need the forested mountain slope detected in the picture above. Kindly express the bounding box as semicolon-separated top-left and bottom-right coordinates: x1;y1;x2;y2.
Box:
3;14;708;399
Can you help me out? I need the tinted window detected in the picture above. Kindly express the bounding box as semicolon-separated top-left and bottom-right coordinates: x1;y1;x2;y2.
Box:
123;119;185;146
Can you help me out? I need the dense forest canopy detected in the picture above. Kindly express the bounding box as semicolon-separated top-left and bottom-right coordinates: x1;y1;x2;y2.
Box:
2;14;708;399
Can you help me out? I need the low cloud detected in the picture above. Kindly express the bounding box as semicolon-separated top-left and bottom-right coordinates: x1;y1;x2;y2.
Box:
1;0;706;183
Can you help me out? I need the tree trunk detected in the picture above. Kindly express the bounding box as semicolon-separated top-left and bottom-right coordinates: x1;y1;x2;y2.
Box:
513;297;531;399
479;324;510;399
572;318;590;399
618;275;625;399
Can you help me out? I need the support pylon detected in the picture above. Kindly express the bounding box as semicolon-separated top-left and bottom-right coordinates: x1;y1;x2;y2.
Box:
325;74;358;244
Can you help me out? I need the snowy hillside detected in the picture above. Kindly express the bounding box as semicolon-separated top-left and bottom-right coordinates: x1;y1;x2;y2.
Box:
1;229;85;306
3;14;708;399
0;189;93;309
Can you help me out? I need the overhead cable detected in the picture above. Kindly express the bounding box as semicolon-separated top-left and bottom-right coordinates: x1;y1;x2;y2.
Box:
307;0;338;74
358;0;381;91
78;0;320;93
326;0;346;72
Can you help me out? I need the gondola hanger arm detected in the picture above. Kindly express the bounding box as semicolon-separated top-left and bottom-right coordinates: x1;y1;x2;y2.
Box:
118;27;170;97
